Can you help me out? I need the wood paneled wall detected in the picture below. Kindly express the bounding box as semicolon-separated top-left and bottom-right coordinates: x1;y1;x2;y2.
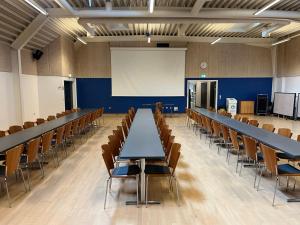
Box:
186;43;272;77
0;43;11;72
21;49;38;75
277;36;300;77
74;41;272;78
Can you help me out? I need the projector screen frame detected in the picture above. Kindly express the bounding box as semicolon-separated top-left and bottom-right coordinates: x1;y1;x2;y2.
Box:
110;47;186;97
273;92;296;118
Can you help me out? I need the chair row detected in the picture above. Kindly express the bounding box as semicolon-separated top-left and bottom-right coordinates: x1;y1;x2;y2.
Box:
186;108;300;206
0;107;104;207
101;107;181;209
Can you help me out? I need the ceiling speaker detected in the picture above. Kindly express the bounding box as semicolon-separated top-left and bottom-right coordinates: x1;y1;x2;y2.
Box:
32;49;43;60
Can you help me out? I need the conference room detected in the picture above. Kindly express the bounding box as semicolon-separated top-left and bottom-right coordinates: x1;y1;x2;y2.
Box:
1;0;300;225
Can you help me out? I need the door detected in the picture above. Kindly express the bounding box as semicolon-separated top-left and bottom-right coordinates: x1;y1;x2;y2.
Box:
200;82;207;108
64;81;73;110
210;81;217;109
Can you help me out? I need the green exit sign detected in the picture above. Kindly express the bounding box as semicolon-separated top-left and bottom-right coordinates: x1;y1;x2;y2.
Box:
200;74;207;78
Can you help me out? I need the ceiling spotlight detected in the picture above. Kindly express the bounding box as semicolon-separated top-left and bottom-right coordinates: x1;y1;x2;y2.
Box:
254;0;281;16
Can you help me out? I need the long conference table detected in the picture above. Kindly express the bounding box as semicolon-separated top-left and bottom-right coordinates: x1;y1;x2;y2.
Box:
0;109;96;153
193;107;300;202
119;108;165;203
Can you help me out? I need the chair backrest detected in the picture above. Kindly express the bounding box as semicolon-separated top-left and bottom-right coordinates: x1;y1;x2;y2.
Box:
278;128;293;138
205;117;213;133
102;144;114;175
168;143;181;174
211;120;221;137
71;119;79;135
125;115;132;128
8;125;23;134
234;114;241;121
55;126;65;145
64;122;72;139
122;119;129;137
27;137;41;163
71;108;77;113
229;129;240;151
298;135;300;142
262;124;275;133
47;115;56;121
36;118;45;125
108;135;121;158
79;117;85;130
56;113;63;118
165;135;175;160
241;117;249;123
65;110;72;115
260;143;277;175
243;136;257;161
41;130;54;153
248;119;259;127
23;121;35;129
113;127;124;144
5;145;23;176
0;130;6;137
162;129;172;149
220;125;230;142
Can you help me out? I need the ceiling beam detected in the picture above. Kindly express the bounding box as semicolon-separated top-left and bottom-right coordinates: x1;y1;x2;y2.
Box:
179;0;212;36
82;35;274;46
11;14;48;50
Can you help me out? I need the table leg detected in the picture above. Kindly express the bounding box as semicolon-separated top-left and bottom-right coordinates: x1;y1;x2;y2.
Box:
140;158;146;202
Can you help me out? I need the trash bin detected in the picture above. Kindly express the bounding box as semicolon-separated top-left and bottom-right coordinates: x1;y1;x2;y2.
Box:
226;98;237;116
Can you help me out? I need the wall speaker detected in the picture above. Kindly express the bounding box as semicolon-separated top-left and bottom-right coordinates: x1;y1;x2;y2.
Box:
157;43;169;48
32;49;43;60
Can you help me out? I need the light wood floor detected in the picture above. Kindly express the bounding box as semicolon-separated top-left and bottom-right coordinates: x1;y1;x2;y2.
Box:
1;114;300;225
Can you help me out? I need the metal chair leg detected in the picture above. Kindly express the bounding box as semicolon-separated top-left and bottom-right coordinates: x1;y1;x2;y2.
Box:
4;179;11;208
19;168;27;192
236;153;240;172
136;175;139;208
174;176;180;206
146;175;149;207
38;157;44;178
104;178;110;209
257;165;263;191
254;162;258;188
239;155;244;176
27;166;31;191
272;177;279;206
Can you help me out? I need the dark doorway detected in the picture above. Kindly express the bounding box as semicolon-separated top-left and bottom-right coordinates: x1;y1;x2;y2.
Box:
64;81;73;110
210;81;217;109
200;82;207;108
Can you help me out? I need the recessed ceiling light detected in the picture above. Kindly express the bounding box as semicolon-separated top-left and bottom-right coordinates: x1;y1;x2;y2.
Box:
254;0;281;16
24;0;48;15
211;38;222;45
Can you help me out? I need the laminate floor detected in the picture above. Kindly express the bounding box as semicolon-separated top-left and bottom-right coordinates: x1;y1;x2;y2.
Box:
1;114;300;225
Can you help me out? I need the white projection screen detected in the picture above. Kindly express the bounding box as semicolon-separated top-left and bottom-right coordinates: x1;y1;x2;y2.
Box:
273;92;296;117
111;47;186;96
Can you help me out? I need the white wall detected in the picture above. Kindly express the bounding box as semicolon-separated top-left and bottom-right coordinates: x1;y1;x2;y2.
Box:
0;72;22;130
273;76;300;93
20;74;40;122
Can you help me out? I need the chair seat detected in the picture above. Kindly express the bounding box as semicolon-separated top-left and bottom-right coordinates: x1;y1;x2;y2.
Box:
0;165;5;176
112;165;140;176
20;154;28;164
145;164;171;175
278;164;300;175
276;152;299;161
257;152;264;162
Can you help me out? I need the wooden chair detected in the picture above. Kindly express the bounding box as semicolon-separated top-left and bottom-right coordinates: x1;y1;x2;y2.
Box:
262;124;275;133
40;130;58;167
241;136;264;188
23;121;35;129
56;113;63;118
234;114;241;121
8;125;23;134
228;129;244;171
248;120;259;127
145;143;181;206
210;120;222;148
102;144;140;209
298;135;300;142
65;110;72;115
165;135;175;162
277;128;293;138
259;144;300;206
36;118;45;125
47;115;56;121
121;119;129;138
241;117;249;123
52;126;65;161
0;130;6;137
218;125;231;154
113;127;125;147
71;119;80;139
0;145;27;207
20;137;43;190
63;122;74;154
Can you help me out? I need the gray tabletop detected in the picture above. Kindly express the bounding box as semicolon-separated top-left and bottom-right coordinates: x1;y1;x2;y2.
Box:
0;109;95;153
193;108;300;158
119;108;165;160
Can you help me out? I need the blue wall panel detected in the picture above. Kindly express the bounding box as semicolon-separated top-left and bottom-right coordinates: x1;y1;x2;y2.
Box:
76;77;272;113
